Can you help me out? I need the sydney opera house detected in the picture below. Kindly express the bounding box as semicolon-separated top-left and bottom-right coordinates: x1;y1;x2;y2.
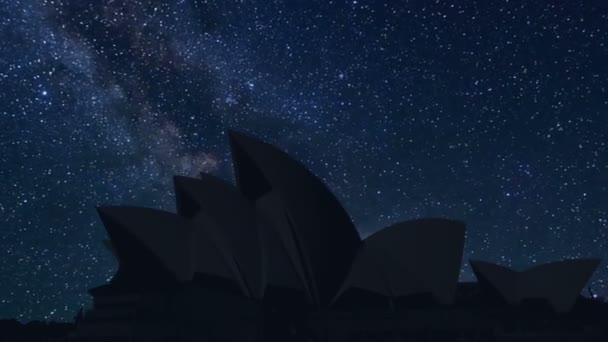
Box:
72;131;607;341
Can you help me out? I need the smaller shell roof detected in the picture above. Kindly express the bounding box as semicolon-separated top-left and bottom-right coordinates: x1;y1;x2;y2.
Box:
97;206;195;283
469;260;518;304
336;218;466;305
332;243;393;303
98;205;248;295
470;258;601;312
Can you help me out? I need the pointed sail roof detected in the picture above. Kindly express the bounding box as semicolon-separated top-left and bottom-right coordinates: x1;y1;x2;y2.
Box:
97;206;195;284
259;213;305;292
525;259;601;312
228;130;361;306
470;258;601;312
336;218;466;305
173;175;265;299
332;242;393;305
98;205;244;294
469;260;518;304
189;211;255;296
257;204;310;307
256;191;313;301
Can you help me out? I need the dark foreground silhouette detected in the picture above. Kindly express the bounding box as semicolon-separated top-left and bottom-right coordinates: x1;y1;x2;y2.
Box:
0;319;73;341
2;293;608;341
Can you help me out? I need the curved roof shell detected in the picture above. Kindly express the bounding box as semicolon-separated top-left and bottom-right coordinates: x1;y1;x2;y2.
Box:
336;218;466;305
228;130;361;307
469;260;518;304
98;206;245;295
256;191;314;302
97;206;195;285
190;211;256;296
173;175;265;299
470;258;601;312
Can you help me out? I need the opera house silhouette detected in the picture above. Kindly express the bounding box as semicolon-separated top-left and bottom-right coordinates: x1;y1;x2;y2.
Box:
71;130;607;341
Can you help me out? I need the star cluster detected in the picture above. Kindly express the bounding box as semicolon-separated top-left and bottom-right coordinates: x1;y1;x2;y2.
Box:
1;0;607;321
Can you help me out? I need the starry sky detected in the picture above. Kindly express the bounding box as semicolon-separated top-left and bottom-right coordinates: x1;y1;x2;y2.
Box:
1;0;607;321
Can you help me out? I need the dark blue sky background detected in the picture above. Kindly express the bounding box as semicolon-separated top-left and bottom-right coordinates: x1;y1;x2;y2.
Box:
1;0;607;320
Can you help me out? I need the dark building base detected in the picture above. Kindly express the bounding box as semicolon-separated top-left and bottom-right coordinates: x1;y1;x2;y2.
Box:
65;285;608;342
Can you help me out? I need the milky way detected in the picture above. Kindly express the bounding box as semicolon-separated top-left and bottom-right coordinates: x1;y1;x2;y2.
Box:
1;0;607;321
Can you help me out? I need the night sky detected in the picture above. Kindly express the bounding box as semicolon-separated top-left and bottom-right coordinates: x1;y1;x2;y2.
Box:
1;0;607;321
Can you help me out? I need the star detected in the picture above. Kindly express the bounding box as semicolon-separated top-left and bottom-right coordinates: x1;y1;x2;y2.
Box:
0;0;607;321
